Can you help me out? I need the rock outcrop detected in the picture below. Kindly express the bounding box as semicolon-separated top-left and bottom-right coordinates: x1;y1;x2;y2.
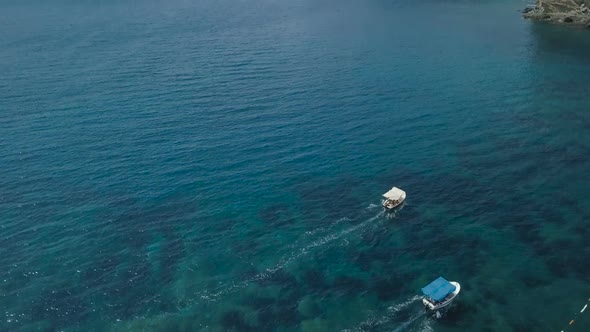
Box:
524;0;590;26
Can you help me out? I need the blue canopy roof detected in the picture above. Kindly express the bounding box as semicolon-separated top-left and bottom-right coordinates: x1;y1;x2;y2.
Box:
421;277;456;301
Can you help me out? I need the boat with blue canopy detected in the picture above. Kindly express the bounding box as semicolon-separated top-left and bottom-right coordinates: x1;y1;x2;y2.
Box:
421;276;461;310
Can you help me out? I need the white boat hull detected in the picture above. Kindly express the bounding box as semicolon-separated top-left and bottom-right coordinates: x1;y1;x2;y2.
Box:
382;193;406;210
422;281;460;310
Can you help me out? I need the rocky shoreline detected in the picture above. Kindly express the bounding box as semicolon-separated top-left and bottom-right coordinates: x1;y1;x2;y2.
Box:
523;0;590;27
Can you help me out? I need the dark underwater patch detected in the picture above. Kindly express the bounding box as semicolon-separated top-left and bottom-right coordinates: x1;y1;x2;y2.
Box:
259;302;301;331
520;273;551;289
301;269;326;290
256;306;276;332
543;241;590;280
220;310;254;331
277;286;304;308
482;287;507;306
257;302;301;330
372;276;403;302
538;206;568;225
353;247;396;272
452;238;488;276
352;252;373;271
332;276;366;296
81;255;122;288
510;218;544;250
235;240;260;257
438;300;475;328
257;203;293;227
28;194;198;329
158;233;186;284
510;318;545;332
242;295;275;309
30;283;91;330
408;233;470;261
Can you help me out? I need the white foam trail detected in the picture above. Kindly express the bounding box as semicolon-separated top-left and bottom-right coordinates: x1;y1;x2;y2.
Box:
199;211;385;301
267;211;384;272
303;217;350;237
417;318;433;332
388;295;422;313
390;311;426;332
342;295;422;332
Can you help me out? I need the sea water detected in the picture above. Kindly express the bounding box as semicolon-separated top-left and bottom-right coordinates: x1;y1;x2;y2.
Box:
1;0;590;331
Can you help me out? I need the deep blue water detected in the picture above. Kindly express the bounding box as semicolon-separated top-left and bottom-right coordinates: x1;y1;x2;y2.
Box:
2;0;590;331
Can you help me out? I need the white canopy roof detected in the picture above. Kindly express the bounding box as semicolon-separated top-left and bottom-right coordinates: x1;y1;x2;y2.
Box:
383;187;405;200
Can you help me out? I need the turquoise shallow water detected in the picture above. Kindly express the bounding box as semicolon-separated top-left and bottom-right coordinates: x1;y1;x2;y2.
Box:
2;0;590;331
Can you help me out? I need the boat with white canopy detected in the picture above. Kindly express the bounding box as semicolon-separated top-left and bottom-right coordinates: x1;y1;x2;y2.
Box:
382;187;406;210
421;276;461;311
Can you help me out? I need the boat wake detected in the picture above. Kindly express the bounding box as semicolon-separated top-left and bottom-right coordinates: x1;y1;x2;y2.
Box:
198;211;385;301
388;295;422;313
415;318;434;332
342;295;424;332
303;217;350;237
390;311;428;332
